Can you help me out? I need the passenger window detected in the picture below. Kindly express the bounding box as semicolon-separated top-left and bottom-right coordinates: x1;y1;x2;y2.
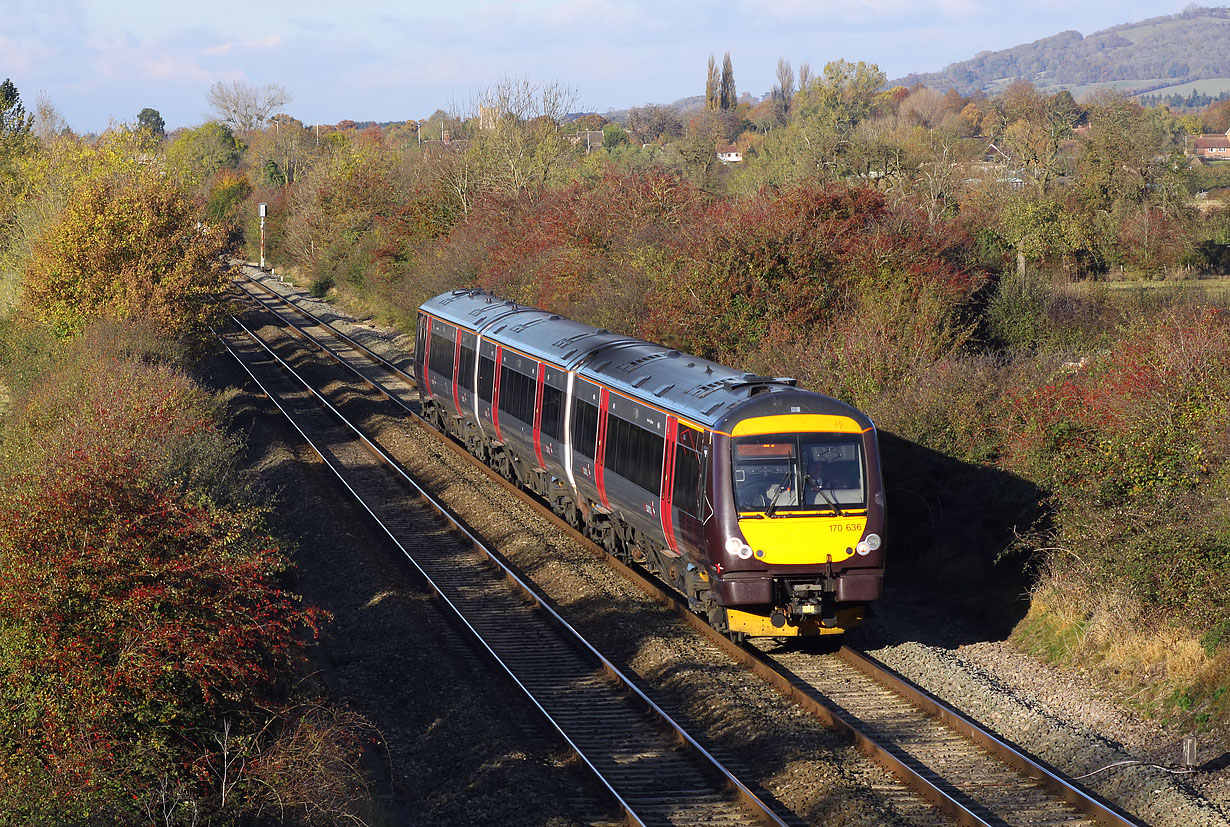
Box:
572;400;598;459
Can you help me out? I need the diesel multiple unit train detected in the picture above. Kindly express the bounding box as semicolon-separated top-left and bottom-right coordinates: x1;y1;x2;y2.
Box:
415;289;885;638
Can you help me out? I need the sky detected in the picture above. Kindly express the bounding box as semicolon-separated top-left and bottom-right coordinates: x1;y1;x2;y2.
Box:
0;1;1202;133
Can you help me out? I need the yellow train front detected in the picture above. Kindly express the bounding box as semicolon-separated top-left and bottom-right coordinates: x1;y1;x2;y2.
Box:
702;394;885;639
414;289;884;639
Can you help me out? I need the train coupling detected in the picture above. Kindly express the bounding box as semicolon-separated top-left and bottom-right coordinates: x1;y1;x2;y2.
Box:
785;583;838;626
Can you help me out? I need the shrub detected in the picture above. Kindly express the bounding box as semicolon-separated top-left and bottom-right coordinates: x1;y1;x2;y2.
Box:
21;172;230;340
0;327;353;823
1001;307;1230;631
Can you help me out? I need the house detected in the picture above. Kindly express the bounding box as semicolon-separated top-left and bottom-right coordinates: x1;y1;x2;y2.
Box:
563;130;605;153
1188;130;1230;159
716;143;742;164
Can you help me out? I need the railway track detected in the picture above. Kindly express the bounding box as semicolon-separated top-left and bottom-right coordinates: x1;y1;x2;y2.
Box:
228;268;1148;827
219;306;791;827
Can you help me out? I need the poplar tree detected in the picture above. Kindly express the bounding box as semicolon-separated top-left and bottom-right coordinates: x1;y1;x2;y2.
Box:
705;55;720;110
720;53;736;110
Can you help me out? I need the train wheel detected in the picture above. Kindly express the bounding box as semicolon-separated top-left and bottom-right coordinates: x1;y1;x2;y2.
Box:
491;451;512;481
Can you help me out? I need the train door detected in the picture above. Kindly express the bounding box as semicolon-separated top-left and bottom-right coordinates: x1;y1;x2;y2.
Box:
660;416;681;556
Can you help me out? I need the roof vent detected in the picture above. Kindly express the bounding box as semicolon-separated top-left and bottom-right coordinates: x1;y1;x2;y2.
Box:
723;375;798;391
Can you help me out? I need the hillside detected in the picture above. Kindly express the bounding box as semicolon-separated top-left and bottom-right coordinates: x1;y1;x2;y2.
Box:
893;4;1230;103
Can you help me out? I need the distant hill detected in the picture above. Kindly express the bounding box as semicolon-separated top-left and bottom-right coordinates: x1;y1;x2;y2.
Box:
892;4;1230;105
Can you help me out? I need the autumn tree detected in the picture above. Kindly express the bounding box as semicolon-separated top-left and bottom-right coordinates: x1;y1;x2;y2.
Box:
779;60;888;181
0;326;360;824
1075;90;1171;212
248;113;317;186
770;57;795;123
797;62;812;93
165;122;241;193
705;55;720;110
720;52;737;110
22;171;230;339
33;92;71;143
627;104;683;144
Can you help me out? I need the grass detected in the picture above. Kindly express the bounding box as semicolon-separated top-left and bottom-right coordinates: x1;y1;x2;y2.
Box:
1056;276;1230;297
1012;575;1230;730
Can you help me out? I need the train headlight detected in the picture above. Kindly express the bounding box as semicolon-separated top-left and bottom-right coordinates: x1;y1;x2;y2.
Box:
725;536;753;559
856;533;882;555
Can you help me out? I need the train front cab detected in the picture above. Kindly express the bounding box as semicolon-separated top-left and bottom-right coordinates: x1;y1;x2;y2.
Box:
708;412;885;639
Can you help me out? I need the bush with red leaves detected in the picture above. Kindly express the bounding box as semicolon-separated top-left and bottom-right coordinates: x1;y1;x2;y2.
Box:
0;326;330;824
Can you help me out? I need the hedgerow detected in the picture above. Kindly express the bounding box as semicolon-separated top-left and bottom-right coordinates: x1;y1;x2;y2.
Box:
0;324;365;824
1001;307;1230;635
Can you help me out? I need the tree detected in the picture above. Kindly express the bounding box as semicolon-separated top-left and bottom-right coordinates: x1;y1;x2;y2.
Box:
720;52;737;110
247;113;316;187
0;337;337;823
796;60;886;134
0;78;34;170
165;122;240;192
33;92;71;143
472;76;578;197
137;107;165;137
603;123;630;148
627;104;684;143
797;62;812;95
770;58;795;122
206;79;291;137
705;55;720;111
1074;89;1157;212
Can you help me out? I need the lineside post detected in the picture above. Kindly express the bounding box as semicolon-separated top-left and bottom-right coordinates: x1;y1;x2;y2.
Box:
258;202;268;269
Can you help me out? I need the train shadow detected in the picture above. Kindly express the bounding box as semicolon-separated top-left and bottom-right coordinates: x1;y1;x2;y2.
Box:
859;429;1048;649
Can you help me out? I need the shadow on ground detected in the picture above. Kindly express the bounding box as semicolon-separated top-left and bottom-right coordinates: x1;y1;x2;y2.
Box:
871;430;1047;647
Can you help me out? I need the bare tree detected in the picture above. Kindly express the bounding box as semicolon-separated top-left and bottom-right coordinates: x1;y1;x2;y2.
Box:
206;80;291;137
798;62;813;93
473;76;578;197
775;59;795;102
33;92;70;143
628;104;684;143
769;58;795;124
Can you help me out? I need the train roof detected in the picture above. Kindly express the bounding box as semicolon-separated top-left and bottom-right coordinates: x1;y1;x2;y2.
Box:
420;289;872;431
421;289;638;369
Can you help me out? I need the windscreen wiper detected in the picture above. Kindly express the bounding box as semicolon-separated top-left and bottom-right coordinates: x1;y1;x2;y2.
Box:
807;474;844;517
765;469;793;518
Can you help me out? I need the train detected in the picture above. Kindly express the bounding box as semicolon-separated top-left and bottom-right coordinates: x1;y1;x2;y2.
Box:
415;289;885;639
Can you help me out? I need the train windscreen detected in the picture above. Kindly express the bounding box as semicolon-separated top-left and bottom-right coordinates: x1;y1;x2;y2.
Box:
732;434;865;515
